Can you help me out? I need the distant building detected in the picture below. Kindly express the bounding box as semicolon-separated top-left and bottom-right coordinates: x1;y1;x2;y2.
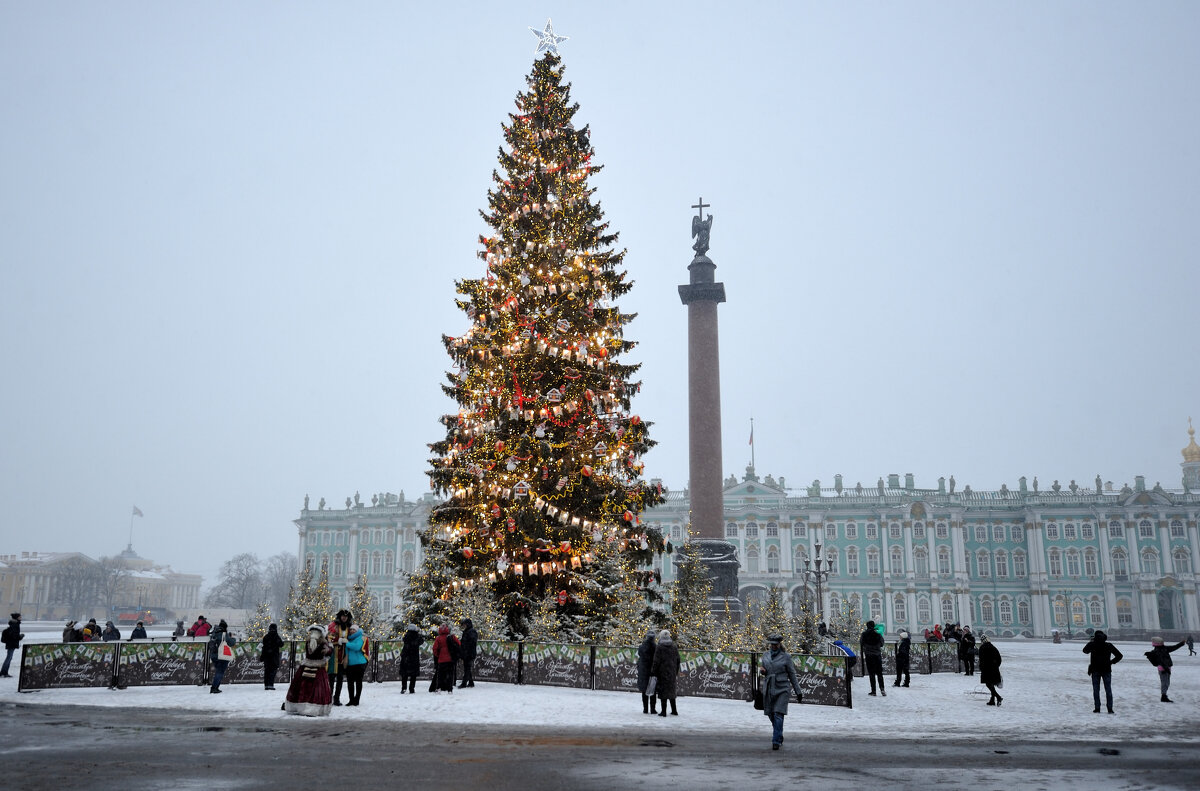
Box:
0;547;202;622
296;428;1200;638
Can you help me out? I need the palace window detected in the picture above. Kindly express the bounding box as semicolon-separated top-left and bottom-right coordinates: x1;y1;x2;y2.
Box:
1170;519;1185;538
359;550;369;572
794;546;808;568
1064;523;1077;540
977;550;991;577
321;532;330;546
846;522;858;539
792;523;807;538
1084;550;1098;578
937;547;951;576
993;525;1006;542
1048;549;1062;578
825;524;838;541
849;593;862;618
308;533;317;546
995;550;1009;578
867;549;880;576
980;597;994;624
1173;548;1192;574
726;523;739;538
386;529;395;544
890;522;902;539
746;522;759;538
1046;522;1059;539
1111;549;1128;580
999;599;1013;625
1088;599;1103;625
1139;520;1154;538
767;546;780;574
890;546;904;573
935;523;948;539
1116;598;1133;626
1014;551;1027;578
846;548;860;577
826;548;839;575
672;525;682;539
894;594;907;622
917;596;932;624
1012;524;1024;543
766;522;778;537
336;532;345;545
384;551;394;576
866;523;879;540
1141;549;1160;576
333;554;344;577
1053;598;1067;626
1071;599;1085;627
914;548;928;577
403;550;414;572
1017;599;1031;624
941;595;955;624
869;595;883;622
305;554;314;572
746;546;760;574
1081;523;1095;540
975;525;988;543
1066;551;1081;578
371;552;382;576
320;554;330;573
1108;521;1123;538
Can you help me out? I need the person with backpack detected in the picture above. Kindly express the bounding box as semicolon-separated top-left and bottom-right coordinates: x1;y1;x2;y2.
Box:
1145;636;1188;703
432;623;460;693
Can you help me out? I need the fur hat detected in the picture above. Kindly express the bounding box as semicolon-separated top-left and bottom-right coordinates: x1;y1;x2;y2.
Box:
1151;636;1164;646
898;629;910;639
767;633;783;645
657;629;672;643
406;623;419;632
10;613;20;619
307;624;324;634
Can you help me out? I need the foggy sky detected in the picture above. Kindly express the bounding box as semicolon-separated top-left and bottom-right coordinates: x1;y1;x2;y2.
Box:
2;2;1197;587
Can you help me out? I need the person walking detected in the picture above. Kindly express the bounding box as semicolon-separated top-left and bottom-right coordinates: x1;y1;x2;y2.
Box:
893;629;912;688
978;634;1003;706
432;623;461;693
860;620;886;696
343;625;368;706
129;621;148;640
399;623;423;694
1187;635;1195;656
637;629;657;714
327;609;354;705
1;613;23;678
260;623;284;691
759;633;805;750
207;620;236;693
102;621;121;642
959;626;977;676
1083;630;1122;713
650;629;680;717
284;625;333;716
1145;636;1188;702
457;618;478;689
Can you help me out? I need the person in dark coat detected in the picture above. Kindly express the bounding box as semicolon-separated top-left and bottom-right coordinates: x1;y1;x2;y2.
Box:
172;621;186;641
978;634;1003;706
457;618;478;689
1;614;23;678
102;621;121;642
650;629;680;717
260;623;285;690
1083;630;1122;713
893;629;912;688
1145;636;1188;702
636;629;657;714
860;621;886;696
759;633;804;750
129;621;148;640
958;626;977;676
208;620;236;693
399;623;424;694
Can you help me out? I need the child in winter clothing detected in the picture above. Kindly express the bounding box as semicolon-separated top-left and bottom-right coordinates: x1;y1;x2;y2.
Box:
1145;636;1188;702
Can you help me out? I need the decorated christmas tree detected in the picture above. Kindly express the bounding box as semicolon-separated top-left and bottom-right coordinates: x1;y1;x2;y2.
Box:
280;564;334;640
669;541;720;649
420;27;665;639
348;574;384;639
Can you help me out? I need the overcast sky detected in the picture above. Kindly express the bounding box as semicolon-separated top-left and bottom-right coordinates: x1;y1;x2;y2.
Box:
2;2;1197;587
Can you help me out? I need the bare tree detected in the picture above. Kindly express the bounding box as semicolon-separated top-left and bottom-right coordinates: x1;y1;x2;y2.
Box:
52;556;100;617
205;553;264;609
95;556;132;612
262;552;299;620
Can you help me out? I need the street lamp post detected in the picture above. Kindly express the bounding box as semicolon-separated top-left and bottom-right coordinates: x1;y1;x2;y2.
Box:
802;542;832;626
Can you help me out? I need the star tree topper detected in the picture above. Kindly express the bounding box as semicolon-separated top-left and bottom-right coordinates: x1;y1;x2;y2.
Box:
529;18;568;56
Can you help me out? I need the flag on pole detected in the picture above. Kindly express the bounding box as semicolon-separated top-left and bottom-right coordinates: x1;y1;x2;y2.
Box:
132;506;144;518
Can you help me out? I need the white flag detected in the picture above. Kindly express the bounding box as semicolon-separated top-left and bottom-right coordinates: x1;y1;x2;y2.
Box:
132;506;144;518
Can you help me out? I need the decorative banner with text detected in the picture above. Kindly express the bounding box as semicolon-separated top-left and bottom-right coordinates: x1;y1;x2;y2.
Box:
927;642;960;674
117;642;206;687
221;640;296;686
372;639;435;683
472;640;520;684
677;650;752;700
18;643;117;691
791;653;851;708
521;642;591;689
592;645;639;693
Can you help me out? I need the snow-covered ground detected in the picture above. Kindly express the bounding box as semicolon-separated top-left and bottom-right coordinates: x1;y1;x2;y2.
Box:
4;623;1197;743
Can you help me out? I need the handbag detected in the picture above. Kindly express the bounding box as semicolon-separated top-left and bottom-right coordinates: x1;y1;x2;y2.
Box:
217;639;234;662
645;677;657;696
752;687;764;710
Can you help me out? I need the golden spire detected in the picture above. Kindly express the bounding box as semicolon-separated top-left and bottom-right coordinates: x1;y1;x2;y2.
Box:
1183;417;1200;463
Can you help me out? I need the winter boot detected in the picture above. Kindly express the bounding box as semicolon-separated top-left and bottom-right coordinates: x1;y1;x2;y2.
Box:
1162;694;1173;703
670;699;678;715
642;694;649;714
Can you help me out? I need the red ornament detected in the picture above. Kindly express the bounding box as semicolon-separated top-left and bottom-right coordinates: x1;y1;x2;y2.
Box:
559;541;571;552
491;504;501;518
507;516;516;531
623;510;634;522
581;465;593;477
462;547;474;559
496;440;506;453
557;590;568;605
630;415;641;425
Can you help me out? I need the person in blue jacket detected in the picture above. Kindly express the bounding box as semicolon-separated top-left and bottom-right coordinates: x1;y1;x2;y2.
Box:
343;624;368;706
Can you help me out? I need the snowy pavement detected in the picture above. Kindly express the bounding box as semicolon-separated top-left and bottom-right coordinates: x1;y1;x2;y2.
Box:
4;631;1196;744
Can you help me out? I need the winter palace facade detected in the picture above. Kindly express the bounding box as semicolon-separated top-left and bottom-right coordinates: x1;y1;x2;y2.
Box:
294;429;1200;638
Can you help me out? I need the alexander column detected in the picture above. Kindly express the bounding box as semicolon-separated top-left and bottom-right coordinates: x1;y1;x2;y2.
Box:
678;198;742;620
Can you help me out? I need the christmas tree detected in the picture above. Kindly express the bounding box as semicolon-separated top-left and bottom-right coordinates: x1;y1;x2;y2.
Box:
421;36;665;639
280;564;334;640
348;574;384;639
669;541;720;649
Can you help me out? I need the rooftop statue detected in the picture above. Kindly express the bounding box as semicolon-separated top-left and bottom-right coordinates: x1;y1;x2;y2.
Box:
691;197;713;256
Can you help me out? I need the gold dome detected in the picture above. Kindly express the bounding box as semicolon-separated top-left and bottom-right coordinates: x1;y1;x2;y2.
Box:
1183;418;1200;463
